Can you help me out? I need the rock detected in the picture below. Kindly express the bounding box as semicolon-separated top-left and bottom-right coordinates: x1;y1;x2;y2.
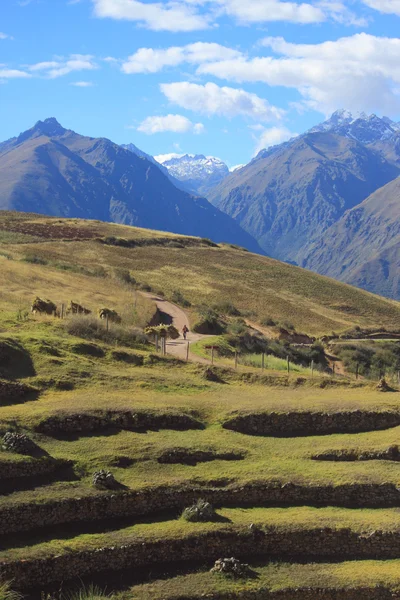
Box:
211;557;253;578
92;470;119;490
2;431;37;454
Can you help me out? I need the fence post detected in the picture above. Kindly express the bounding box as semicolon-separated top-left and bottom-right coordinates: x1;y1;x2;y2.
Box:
311;359;314;378
287;356;290;375
106;315;109;332
186;342;190;362
262;352;265;372
356;363;359;380
332;362;335;377
235;350;238;370
211;347;214;365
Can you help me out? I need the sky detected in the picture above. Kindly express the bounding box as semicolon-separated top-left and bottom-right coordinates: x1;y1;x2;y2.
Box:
1;0;400;167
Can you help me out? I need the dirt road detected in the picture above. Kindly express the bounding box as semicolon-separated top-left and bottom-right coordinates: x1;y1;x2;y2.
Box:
141;293;211;363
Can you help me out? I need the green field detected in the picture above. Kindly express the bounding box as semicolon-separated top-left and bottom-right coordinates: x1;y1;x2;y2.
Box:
1;212;400;599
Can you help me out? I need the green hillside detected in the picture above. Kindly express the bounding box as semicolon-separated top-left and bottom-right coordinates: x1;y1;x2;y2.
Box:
1;211;400;600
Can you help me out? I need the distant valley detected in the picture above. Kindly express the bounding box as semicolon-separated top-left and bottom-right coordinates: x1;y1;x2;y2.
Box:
1;111;400;299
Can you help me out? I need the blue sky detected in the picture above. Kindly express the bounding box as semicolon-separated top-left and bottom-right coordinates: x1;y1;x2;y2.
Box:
1;0;400;166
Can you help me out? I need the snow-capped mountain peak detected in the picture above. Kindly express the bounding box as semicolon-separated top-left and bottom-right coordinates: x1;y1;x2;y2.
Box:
310;110;400;144
155;153;230;198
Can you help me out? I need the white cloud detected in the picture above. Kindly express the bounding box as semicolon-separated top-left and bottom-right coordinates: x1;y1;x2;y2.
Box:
219;0;325;24
0;32;13;40
154;153;184;163
252;126;296;154
199;33;400;115
137;114;205;134
91;0;210;31
361;0;400;15
29;55;97;78
0;68;31;79
122;42;242;74
91;0;362;30
71;81;95;87
161;81;284;121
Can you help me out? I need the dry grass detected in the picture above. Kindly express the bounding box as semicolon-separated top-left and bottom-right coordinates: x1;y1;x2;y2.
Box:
1;212;399;336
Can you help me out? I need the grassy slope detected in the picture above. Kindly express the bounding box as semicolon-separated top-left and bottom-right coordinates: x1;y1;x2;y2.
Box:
0;212;399;336
1;212;400;596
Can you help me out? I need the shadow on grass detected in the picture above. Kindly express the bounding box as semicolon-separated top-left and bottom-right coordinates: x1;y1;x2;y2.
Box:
0;461;78;497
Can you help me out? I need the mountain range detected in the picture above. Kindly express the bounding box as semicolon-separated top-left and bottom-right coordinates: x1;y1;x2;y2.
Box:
1;111;400;299
156;154;230;197
0;118;261;253
207;111;400;299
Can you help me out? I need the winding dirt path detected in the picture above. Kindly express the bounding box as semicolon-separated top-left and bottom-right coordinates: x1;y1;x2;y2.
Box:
141;292;211;363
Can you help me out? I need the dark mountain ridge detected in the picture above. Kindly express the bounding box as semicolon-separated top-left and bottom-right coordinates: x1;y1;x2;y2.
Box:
0;119;263;253
208;131;399;263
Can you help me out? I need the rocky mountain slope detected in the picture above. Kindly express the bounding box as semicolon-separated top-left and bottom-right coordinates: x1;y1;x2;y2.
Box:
0;119;262;252
309;109;400;144
156;154;229;197
304;176;400;300
208;131;399;264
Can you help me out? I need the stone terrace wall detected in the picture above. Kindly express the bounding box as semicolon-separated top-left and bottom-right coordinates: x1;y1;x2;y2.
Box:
135;588;400;600
2;481;400;535
222;410;400;436
35;410;202;435
4;527;400;589
0;457;68;481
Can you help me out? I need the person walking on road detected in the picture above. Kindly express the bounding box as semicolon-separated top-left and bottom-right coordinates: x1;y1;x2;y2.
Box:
182;325;189;340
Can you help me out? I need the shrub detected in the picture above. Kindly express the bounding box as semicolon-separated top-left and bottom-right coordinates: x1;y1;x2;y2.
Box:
261;317;277;327
182;499;216;522
213;302;241;316
0;582;22;600
65;315;147;347
113;268;136;285
280;320;295;331
144;324;180;340
21;254;48;265
193;306;226;335
138;282;152;292
200;237;218;247
171;290;191;308
64;585;112;600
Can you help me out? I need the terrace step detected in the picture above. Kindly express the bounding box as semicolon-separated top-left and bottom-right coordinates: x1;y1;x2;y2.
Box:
222;410;400;437
4;507;400;589
115;559;400;599
2;480;400;535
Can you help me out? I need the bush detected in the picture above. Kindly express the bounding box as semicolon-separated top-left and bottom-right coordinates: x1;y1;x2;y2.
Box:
336;342;400;378
64;585;112;600
193;306;226;335
182;499;216;522
0;582;22;600
113;268;136;285
171;290;191;308
138;282;152;292
261;317;277;327
213;302;241;316
21;254;48;265
65;315;147;347
145;324;180;340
